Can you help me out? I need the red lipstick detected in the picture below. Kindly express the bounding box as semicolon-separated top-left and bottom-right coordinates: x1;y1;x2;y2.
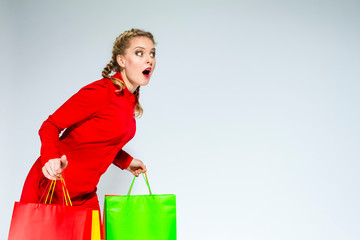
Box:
142;67;152;78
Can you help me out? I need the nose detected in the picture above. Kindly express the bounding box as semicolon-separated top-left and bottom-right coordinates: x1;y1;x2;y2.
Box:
146;58;153;67
146;54;153;66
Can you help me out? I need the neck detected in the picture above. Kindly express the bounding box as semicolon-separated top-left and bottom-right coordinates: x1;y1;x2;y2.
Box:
119;71;137;93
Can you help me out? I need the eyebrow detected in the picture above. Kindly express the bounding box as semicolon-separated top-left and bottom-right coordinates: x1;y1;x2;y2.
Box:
134;46;156;51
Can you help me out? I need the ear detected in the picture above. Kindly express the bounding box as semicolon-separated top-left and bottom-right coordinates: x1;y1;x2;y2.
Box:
116;55;125;68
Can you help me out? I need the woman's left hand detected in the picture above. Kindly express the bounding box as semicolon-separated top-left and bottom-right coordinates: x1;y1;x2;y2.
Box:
126;159;147;177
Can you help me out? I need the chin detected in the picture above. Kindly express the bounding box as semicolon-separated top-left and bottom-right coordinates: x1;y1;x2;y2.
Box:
139;79;150;86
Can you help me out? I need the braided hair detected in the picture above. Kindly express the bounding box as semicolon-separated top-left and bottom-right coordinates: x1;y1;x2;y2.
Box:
102;28;155;118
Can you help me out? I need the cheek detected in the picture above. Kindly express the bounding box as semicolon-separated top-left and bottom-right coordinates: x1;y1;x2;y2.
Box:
126;59;141;72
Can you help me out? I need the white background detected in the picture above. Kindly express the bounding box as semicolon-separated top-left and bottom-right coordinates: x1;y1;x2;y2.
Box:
1;0;359;239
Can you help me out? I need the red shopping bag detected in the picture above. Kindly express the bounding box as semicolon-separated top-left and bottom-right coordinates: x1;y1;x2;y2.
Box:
8;175;94;240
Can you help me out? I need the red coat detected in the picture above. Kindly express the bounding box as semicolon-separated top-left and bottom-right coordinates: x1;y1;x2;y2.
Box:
20;72;136;209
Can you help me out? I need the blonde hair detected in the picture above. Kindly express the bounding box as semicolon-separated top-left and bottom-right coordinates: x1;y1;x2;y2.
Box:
102;28;155;118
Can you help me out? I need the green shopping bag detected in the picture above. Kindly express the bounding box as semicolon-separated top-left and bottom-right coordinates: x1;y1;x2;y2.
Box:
104;173;176;240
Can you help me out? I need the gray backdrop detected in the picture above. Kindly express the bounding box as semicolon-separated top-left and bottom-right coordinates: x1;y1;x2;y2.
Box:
1;0;359;239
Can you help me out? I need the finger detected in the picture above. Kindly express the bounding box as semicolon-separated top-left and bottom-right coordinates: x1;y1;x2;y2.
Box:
45;162;56;178
48;160;61;179
140;163;147;172
135;160;146;172
42;166;51;179
47;167;59;180
42;166;56;180
53;160;63;176
53;162;61;175
60;155;68;169
49;160;60;177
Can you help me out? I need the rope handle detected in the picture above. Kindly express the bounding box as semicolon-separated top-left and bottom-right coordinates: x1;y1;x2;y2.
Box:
39;173;72;206
127;171;152;196
61;175;72;206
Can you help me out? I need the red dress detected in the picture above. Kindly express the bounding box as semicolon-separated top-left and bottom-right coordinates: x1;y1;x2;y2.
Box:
20;72;136;210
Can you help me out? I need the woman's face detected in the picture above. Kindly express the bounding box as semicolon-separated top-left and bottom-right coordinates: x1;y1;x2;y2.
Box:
117;37;156;93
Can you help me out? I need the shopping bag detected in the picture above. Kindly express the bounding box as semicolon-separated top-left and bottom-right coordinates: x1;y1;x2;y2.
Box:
104;173;176;240
8;202;93;240
91;210;101;240
8;175;98;240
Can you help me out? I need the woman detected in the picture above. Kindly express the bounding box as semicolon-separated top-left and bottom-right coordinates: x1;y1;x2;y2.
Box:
20;28;156;213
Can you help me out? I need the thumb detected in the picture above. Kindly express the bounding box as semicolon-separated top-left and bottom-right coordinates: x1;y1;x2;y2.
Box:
140;162;147;172
60;155;68;169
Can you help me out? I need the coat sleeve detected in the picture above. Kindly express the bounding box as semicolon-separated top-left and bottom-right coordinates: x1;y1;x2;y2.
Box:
112;150;133;170
39;80;111;166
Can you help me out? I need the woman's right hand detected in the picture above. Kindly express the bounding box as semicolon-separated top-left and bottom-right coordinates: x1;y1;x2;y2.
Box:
42;155;68;180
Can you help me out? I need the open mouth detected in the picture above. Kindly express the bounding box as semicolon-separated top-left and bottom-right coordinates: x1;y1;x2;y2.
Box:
142;68;151;77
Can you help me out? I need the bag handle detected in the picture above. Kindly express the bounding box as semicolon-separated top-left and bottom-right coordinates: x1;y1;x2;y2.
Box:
39;173;73;206
127;172;152;196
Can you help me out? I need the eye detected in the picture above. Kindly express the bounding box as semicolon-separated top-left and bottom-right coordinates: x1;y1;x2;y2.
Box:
150;52;156;58
136;51;143;56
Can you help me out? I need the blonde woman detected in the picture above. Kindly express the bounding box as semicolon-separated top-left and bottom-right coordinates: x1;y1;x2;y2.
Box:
20;29;156;215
